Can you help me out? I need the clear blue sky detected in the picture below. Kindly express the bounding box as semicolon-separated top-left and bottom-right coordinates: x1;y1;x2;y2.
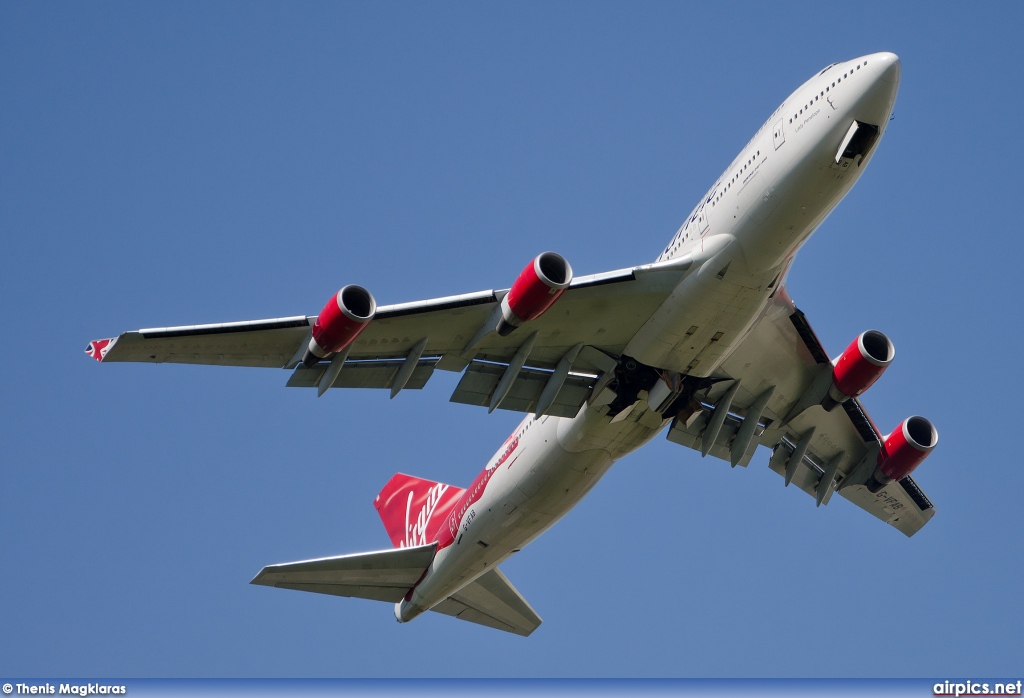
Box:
2;1;1021;678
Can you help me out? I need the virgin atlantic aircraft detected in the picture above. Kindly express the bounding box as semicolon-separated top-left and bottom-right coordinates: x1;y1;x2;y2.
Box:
89;52;936;636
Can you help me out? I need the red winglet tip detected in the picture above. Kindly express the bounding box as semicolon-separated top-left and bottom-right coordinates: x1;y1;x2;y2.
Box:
86;338;116;362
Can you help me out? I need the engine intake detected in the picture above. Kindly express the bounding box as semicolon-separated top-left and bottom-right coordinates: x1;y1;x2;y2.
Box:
497;252;573;336
876;416;939;481
302;285;377;367
823;330;894;410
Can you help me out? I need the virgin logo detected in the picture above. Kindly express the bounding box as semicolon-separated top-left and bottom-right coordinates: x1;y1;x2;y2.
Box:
403;483;449;548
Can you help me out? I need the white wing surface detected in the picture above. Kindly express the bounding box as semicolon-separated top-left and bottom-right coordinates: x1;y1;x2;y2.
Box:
664;286;935;536
89;258;695;415
92;259;692;372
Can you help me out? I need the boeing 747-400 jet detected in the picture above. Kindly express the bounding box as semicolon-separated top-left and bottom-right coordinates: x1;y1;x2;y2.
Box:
89;52;936;636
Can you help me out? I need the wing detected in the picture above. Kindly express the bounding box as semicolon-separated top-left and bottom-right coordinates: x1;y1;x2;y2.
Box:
664;285;935;537
90;256;695;415
91;316;314;368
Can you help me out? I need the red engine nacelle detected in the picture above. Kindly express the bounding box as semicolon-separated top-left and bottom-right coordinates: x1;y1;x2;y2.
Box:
824;330;895;410
497;252;573;336
877;416;939;481
302;285;377;367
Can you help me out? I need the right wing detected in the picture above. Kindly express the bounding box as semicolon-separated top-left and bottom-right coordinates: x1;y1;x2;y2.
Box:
93;258;695;370
90;255;704;416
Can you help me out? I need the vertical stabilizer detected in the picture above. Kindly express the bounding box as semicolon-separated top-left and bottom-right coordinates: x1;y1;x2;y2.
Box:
374;473;465;549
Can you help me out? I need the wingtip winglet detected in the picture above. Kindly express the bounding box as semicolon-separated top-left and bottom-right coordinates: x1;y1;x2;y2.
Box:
85;337;117;362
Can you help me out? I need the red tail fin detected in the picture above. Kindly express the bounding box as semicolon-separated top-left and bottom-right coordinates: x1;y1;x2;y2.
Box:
374;473;465;549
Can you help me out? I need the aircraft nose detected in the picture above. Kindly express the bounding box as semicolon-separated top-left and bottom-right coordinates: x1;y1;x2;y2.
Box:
872;52;901;84
852;53;901;128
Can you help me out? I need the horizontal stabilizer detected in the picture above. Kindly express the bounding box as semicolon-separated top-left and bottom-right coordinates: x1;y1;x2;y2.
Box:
250;543;436;603
431;567;542;636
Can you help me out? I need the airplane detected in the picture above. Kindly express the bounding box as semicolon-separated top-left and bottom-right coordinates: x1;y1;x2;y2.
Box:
88;52;937;637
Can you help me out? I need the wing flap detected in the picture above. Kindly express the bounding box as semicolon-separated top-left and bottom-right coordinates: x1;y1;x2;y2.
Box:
838;481;935;536
667;412;758;467
250;544;436;603
287;358;438;391
449;361;594;418
430;567;542;637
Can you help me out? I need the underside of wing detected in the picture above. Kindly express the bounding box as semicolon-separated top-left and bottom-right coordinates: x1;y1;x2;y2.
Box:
663;285;936;536
250;543;436;603
90;256;697;416
351;261;687;370
95;316;314;368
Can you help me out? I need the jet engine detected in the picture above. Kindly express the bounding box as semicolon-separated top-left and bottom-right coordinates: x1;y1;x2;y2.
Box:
301;285;377;367
823;330;895;410
497;252;573;336
875;416;939;482
876;413;937;478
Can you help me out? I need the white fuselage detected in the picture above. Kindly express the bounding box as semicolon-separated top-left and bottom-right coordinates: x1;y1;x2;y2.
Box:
397;53;901;624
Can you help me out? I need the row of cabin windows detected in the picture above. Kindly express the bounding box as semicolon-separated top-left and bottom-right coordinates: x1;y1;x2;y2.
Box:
665;58;872;258
457;421;533;517
788;60;869;125
474;421;531;496
712;149;761;206
663;140;766;256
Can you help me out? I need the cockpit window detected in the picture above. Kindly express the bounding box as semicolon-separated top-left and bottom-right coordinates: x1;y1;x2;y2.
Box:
818;64;836;76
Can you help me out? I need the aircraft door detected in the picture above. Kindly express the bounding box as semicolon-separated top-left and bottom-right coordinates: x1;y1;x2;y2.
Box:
773;119;785;149
697;205;709;234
